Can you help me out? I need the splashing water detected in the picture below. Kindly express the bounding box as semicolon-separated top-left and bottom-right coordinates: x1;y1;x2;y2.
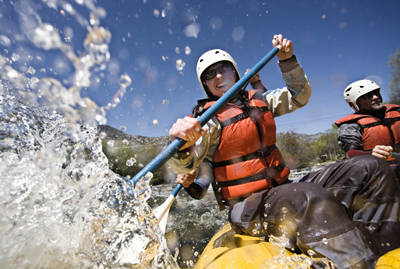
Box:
259;235;336;269
0;0;178;268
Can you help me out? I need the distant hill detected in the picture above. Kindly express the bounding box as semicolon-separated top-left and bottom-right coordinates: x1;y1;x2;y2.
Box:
98;125;169;184
296;132;324;143
98;125;323;145
98;125;169;146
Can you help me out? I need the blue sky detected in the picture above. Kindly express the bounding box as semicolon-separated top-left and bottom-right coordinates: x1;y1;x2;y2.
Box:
1;0;400;137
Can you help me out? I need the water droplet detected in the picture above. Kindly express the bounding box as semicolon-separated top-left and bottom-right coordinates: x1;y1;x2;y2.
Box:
126;157;137;167
27;66;36;75
107;140;115;147
183;23;200;38
281;207;288;214
307;249;316;256
185;46;191;55
122;139;129;145
7;69;18;78
232;26;245;41
322;238;328;244
0;35;11;46
99;131;107;139
162;99;169;105
118;74;131;88
175;47;180;54
11;53;20;61
29;23;63;50
176;59;185;71
153;119;158;125
138;163;144;168
119;126;127;131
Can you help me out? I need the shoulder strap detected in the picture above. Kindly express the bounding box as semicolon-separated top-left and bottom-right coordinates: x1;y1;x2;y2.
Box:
192;97;218;118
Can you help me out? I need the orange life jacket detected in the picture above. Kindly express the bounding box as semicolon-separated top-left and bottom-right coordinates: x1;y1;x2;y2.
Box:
335;104;400;165
200;90;290;200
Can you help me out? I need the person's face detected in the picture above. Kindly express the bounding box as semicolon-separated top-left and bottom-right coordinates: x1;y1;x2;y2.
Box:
203;62;236;97
356;89;383;112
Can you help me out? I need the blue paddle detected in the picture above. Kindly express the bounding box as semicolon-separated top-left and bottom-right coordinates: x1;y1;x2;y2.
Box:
111;45;285;232
391;152;400;162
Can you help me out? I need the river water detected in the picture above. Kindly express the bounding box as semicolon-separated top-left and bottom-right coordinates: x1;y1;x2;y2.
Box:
0;0;333;268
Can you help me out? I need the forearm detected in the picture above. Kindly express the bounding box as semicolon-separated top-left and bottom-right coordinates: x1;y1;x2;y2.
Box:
250;80;267;92
346;148;372;158
184;160;214;200
263;56;311;117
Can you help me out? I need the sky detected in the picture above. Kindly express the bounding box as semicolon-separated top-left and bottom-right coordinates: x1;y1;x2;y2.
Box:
1;0;400;137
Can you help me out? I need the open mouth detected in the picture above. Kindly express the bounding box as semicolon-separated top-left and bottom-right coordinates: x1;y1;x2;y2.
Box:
216;82;227;88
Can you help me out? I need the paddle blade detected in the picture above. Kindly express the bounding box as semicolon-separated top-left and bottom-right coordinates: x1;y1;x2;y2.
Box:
154;194;176;234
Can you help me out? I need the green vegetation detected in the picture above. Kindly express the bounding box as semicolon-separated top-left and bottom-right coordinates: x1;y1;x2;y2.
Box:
101;139;167;185
277;124;344;169
388;47;400;105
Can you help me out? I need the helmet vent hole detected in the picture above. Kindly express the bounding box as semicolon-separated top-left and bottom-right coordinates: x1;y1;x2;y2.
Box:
360;85;364;88
215;51;220;54
345;87;352;92
199;59;203;62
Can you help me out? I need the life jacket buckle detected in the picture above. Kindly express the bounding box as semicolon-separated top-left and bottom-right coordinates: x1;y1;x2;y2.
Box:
257;150;265;159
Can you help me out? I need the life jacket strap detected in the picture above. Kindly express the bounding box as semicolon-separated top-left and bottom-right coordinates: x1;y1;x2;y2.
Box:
213;144;277;167
220;106;269;128
217;164;285;188
361;116;400;129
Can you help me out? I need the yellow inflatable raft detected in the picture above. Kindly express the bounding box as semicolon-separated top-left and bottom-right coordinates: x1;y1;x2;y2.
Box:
195;224;400;269
375;248;400;268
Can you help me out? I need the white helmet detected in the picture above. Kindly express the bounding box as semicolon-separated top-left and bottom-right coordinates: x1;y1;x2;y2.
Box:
196;49;240;97
344;79;380;112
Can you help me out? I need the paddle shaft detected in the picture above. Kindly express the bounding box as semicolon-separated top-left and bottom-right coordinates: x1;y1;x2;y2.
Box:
127;45;282;190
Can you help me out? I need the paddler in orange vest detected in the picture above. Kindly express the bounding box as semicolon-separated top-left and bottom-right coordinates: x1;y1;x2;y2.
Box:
168;34;400;268
335;79;400;179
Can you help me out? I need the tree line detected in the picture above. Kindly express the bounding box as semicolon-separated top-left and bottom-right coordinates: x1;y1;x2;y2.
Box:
389;48;400;105
276;125;343;170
